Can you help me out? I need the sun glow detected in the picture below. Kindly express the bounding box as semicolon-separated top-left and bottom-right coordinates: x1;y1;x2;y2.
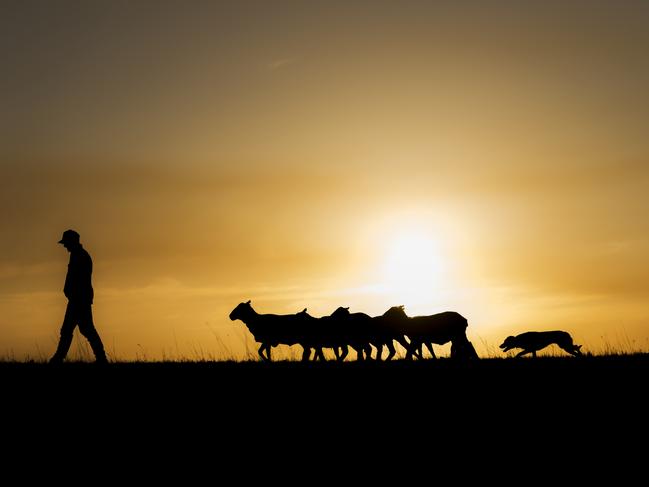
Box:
381;231;447;311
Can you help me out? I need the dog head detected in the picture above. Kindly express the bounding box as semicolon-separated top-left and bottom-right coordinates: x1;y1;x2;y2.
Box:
499;336;518;353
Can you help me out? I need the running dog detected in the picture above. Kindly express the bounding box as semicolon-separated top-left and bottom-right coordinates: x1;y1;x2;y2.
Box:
500;331;582;357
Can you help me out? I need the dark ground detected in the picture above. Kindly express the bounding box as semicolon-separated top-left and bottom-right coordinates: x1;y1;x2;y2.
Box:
4;354;647;416
2;355;646;477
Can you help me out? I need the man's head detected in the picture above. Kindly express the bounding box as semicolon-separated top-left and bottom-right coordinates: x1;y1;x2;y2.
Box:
58;229;81;251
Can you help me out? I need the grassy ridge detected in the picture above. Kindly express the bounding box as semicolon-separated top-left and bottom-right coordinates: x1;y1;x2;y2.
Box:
3;355;646;468
4;354;647;405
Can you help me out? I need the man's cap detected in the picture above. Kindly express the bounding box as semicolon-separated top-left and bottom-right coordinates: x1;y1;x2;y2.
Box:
58;229;80;245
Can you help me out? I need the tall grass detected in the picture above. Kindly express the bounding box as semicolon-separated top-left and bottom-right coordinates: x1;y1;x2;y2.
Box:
2;333;648;363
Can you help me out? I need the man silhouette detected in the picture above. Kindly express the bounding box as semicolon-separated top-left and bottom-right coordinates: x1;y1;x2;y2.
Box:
50;229;108;364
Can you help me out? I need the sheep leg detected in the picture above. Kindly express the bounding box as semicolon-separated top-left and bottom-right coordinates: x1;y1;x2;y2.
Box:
374;344;383;361
352;346;364;361
339;345;349;361
385;341;396;361
395;336;410;359
301;347;311;361
405;341;420;360
333;347;341;360
315;348;326;361
258;344;267;361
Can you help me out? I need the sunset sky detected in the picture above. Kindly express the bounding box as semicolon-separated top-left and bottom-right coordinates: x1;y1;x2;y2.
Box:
2;1;648;360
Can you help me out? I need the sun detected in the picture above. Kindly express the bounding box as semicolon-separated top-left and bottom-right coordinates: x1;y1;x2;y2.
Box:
382;232;447;311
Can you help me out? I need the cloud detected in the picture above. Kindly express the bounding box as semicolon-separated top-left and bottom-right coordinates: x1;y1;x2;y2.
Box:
267;58;298;71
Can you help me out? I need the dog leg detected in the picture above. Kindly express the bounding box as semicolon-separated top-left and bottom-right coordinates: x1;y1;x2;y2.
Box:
561;345;582;356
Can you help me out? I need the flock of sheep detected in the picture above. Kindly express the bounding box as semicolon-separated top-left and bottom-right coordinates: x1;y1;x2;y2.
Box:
229;300;479;361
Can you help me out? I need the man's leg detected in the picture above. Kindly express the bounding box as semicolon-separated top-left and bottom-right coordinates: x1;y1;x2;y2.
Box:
77;304;108;363
50;302;77;363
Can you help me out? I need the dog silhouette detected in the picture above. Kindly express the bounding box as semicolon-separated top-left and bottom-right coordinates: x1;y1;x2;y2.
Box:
500;331;582;357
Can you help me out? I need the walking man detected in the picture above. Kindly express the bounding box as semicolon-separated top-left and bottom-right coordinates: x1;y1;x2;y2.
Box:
50;229;108;364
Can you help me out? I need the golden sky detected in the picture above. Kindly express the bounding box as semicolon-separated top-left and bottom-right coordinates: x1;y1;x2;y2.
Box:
2;1;648;359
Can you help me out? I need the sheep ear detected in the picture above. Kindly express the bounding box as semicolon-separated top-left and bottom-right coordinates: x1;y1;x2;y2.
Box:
246;300;251;305
399;305;404;310
302;308;307;312
345;307;349;311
